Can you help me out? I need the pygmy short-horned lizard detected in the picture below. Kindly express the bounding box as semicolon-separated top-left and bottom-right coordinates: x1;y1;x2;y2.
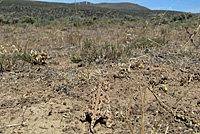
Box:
80;79;113;133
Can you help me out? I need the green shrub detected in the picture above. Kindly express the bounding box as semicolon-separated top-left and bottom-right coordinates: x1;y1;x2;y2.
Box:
0;15;6;24
170;13;193;23
82;18;95;26
69;16;84;27
160;18;169;24
124;15;134;21
11;18;19;24
6;18;20;24
34;19;52;27
22;16;36;24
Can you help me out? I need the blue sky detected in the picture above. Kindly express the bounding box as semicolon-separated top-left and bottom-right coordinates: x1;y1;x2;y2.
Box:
33;0;200;13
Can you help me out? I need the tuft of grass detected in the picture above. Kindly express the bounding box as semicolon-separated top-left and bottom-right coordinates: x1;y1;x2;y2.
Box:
71;39;131;63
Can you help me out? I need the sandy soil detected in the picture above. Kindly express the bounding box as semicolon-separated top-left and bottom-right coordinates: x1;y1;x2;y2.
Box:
0;25;200;134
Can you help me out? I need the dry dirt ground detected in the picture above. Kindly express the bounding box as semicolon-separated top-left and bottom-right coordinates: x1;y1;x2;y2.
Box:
0;25;200;134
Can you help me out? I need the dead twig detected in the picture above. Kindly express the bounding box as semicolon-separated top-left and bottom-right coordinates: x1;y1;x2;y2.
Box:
126;87;134;134
147;38;162;47
0;105;18;109
139;78;144;134
39;126;48;129
164;126;169;134
147;86;171;112
184;24;200;50
6;122;26;128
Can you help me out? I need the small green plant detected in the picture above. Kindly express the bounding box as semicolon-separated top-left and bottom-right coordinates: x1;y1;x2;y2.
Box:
152;37;165;45
87;18;94;25
132;37;152;48
0;51;31;71
101;42;122;60
161;28;167;34
80;38;98;62
71;56;82;63
13;53;31;63
107;20;112;24
83;38;93;49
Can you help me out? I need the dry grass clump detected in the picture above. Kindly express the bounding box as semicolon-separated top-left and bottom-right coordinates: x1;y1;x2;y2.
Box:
67;16;200;69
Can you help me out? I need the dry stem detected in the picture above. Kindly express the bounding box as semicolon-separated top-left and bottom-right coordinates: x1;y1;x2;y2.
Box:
139;78;144;134
126;87;134;134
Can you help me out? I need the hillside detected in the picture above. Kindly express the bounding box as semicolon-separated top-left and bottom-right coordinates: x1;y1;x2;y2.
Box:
94;2;150;11
0;0;183;20
76;2;150;11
